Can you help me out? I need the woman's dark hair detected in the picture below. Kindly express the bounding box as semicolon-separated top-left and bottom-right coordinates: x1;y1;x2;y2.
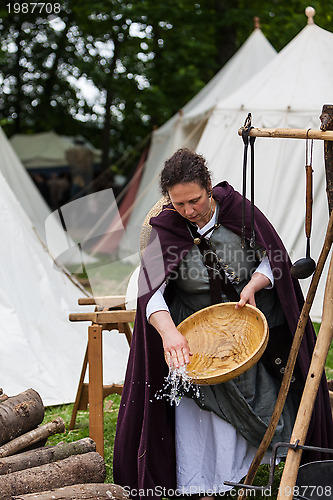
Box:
160;148;212;196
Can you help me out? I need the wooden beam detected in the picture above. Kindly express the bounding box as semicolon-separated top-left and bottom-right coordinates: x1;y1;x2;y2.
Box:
88;326;104;457
69;310;136;324
78;296;127;308
238;127;333;141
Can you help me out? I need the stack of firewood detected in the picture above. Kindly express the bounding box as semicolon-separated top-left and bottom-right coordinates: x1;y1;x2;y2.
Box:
0;388;128;500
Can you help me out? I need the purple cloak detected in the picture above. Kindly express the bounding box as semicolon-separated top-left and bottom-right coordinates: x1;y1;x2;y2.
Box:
113;182;333;497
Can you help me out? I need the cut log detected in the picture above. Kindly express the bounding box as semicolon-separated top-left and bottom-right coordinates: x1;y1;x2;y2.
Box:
0;438;96;475
0;452;106;499
0;388;8;404
11;483;129;499
17;438;48;454
0;390;44;446
0;418;65;458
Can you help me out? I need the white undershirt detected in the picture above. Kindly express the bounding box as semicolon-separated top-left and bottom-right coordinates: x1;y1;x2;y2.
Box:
146;209;274;321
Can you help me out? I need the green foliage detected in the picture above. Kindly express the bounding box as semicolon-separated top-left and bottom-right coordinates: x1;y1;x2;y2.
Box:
1;0;333;176
313;322;333;380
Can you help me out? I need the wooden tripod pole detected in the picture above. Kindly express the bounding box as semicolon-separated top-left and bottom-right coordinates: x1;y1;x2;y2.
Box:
238;106;333;499
237;209;333;500
276;103;333;499
277;248;333;499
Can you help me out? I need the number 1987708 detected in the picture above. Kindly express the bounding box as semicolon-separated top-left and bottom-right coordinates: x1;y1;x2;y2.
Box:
6;3;61;14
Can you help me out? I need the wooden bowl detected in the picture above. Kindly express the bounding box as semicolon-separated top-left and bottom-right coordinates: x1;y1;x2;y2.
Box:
177;302;269;385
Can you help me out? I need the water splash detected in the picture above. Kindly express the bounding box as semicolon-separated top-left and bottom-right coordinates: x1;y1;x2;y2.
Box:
155;365;201;406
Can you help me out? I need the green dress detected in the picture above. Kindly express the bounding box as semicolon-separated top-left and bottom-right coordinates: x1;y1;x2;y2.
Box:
168;221;300;455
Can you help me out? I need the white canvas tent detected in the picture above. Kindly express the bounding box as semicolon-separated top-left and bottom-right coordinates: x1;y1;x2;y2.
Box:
1;128;95;267
119;27;277;260
0;130;129;406
0;128;52;244
10;130;101;169
196;18;333;321
121;15;332;322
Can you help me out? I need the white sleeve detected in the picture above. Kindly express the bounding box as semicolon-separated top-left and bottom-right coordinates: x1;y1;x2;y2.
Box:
146;282;170;322
253;255;274;289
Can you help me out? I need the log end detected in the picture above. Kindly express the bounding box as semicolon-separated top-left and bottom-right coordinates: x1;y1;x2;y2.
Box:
11;482;129;499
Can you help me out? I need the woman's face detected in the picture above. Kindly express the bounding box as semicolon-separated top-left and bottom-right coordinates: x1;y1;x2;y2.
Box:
168;182;213;228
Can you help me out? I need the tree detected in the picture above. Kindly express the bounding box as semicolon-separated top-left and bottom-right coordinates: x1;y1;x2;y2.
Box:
0;0;332;179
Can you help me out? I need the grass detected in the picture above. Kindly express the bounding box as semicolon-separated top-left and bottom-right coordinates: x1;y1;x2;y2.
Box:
72;254;138;296
43;394;121;484
43;395;283;499
43;325;333;499
313;322;333;379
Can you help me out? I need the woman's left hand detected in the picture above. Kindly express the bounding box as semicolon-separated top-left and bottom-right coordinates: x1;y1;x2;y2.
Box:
236;284;256;308
235;272;271;309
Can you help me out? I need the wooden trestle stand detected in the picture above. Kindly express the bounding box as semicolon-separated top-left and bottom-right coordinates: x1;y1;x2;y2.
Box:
69;296;135;457
237;104;333;500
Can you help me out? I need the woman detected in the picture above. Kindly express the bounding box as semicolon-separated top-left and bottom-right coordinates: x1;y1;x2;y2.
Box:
113;149;333;499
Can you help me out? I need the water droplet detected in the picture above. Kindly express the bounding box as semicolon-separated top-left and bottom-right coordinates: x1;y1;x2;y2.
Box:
155;365;201;406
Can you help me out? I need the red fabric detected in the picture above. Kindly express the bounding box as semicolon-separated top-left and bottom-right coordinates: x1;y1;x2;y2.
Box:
92;146;148;254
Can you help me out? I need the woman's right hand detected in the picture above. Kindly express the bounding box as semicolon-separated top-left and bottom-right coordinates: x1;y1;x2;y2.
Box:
162;328;191;368
149;310;191;368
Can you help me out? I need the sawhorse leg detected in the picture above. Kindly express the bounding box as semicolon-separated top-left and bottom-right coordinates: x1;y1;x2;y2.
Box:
88;324;104;457
69;346;88;430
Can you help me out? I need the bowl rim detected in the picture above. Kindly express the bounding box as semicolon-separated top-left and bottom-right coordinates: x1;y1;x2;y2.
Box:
177;302;269;385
